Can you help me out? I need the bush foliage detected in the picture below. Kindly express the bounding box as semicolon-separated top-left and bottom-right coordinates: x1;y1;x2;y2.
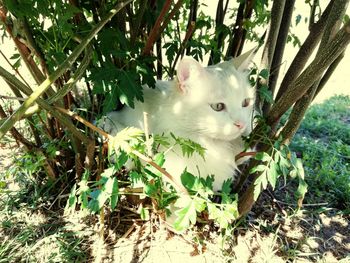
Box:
0;0;349;232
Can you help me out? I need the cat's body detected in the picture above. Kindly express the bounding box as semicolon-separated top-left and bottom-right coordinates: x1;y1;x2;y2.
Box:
103;56;255;191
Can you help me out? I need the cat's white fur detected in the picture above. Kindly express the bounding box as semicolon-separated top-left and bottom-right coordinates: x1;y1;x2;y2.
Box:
103;56;255;191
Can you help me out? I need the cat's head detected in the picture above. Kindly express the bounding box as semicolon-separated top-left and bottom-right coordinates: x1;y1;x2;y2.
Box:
173;55;255;141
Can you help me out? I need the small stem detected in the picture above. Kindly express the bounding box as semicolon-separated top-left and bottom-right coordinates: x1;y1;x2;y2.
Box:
143;111;153;157
235;151;256;162
170;21;196;77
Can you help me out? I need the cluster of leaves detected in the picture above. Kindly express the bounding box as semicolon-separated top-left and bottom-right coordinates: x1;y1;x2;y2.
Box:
251;139;307;204
66;127;241;233
66;124;308;233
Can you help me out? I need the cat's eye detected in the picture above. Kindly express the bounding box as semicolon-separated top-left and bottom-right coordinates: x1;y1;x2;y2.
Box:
210;102;226;112
242;98;251;108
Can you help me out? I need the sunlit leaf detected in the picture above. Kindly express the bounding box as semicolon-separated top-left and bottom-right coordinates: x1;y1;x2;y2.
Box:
173;196;197;232
268;161;278;189
104;177;119;210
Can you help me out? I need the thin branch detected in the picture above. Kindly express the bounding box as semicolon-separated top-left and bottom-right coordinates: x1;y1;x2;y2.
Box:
185;0;198;55
279;0;349;143
143;112;153;157
130;0;148;43
309;0;319;30
48;47;92;104
0;66;89;144
142;0;172;56
235;151;256;162
267;19;350;126
225;0;254;58
0;103;36;150
208;0;225;65
314;51;345;99
0;4;47;86
264;0;295;114
256;0;286;112
170;21;196;77
158;0;184;36
275;1;334;102
20;18;49;76
0;95;25;101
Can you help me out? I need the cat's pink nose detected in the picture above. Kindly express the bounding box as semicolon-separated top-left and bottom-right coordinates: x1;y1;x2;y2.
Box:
234;121;245;129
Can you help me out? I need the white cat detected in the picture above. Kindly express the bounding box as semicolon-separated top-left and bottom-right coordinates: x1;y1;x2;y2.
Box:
102;55;255;191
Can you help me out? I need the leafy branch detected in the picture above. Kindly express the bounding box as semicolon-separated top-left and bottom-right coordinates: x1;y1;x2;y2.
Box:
0;0;133;139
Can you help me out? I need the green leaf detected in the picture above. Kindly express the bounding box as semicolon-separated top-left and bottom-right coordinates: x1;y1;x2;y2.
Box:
173;196;197;232
144;184;158;197
153;134;171;148
295;158;305;179
88;189;108;213
250;164;267;174
207;202;220;220
130;171;142;186
296;177;308;200
193;198;206;212
253;170;268;201
77;170;90;209
109;127;144;154
104;177;119;210
261;170;268;189
171;133;206;159
217;204;238;229
267;162;278;189
278;154;290;176
66;184;77;209
258;85;274;104
255;152;271;162
101;167;116;178
115;151;128;170
208;202;238;229
181;170;196;190
154;153;165;167
221;179;233;196
117;69;144;108
253;183;262;201
139;206;150;220
9;53;20;60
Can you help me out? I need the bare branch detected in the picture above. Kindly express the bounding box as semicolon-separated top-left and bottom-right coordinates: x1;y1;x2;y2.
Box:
142;0;172;56
268;19;350;126
256;0;286;112
275;1;334;101
279;0;349;143
264;0;295;114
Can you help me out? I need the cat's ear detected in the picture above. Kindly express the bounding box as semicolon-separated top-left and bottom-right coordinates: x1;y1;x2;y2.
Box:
231;47;257;71
176;56;204;93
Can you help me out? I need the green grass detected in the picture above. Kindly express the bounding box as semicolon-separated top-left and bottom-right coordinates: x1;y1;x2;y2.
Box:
0;151;90;262
290;95;350;211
